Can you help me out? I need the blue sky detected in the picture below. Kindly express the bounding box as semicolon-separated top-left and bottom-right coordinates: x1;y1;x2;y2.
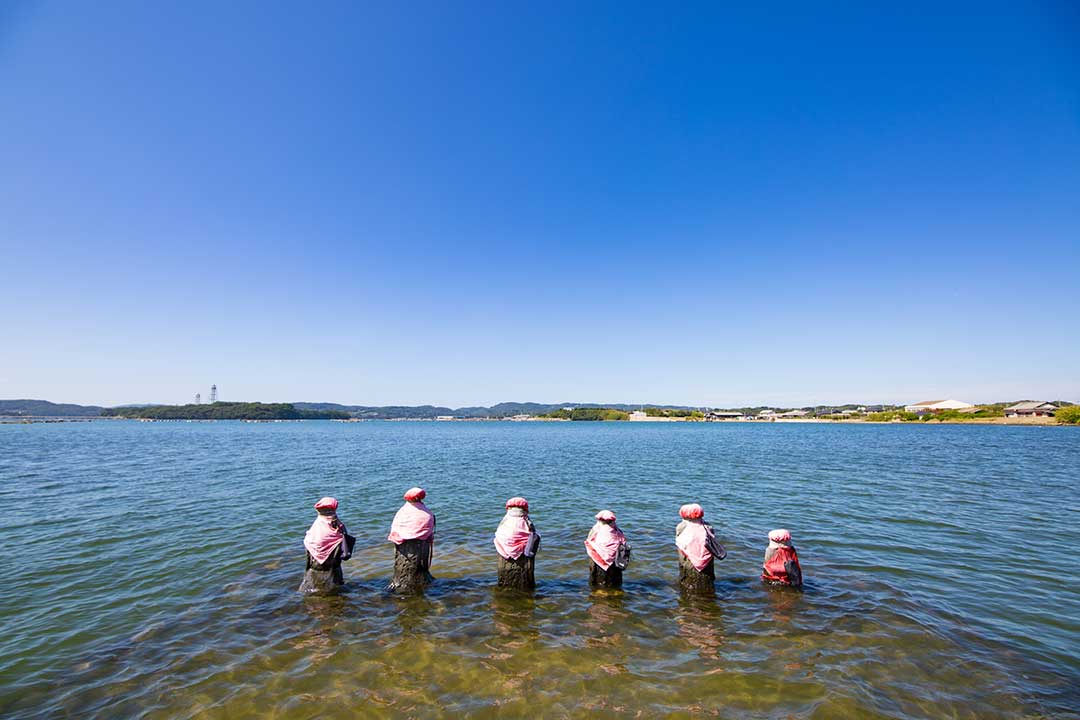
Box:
2;1;1078;407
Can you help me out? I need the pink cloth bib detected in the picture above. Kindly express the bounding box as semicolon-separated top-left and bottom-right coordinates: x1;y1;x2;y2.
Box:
584;521;625;571
675;520;713;571
304;514;345;565
494;512;532;560
387;500;436;544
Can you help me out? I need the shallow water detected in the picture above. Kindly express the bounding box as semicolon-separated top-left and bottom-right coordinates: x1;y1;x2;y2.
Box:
1;421;1077;718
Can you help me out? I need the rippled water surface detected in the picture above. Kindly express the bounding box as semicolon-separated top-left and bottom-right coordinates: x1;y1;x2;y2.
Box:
1;421;1078;718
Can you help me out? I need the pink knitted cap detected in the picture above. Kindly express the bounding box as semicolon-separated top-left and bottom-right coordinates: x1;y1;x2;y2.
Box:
679;503;704;520
769;528;791;543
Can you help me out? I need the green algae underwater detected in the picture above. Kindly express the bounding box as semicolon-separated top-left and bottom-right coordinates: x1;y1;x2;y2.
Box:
1;421;1077;718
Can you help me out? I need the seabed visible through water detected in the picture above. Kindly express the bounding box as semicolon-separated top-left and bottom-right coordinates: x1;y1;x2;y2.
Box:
1;420;1077;718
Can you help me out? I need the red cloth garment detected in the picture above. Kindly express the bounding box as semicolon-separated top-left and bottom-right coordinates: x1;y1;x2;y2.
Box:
675;520;714;571
494;510;532;560
304;513;346;565
387;500;436;544
585;520;625;571
762;544;802;585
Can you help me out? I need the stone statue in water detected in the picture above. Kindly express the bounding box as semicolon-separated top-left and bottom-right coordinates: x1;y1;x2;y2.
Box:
675;503;725;594
386;487;436;594
299;496;355;595
494;497;539;589
585;509;630;588
761;528;803;588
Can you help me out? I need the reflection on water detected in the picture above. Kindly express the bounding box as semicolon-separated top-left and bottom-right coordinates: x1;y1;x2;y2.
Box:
762;583;805;626
583;588;627;650
1;421;1078;718
394;594;437;636
301;592;353;635
675;594;727;659
490;587;539;641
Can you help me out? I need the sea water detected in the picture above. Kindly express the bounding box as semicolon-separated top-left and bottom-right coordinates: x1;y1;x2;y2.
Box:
1;421;1077;718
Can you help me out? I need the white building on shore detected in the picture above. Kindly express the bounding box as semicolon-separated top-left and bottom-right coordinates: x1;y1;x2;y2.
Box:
903;399;975;414
628;410;681;422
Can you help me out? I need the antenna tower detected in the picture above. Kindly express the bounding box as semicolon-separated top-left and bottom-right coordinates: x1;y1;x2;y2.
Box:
210;384;218;403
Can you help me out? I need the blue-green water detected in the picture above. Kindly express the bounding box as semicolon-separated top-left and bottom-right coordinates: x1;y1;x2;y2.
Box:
1;421;1077;718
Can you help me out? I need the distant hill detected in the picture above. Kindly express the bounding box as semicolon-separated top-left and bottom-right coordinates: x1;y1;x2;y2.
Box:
0;399;105;417
102;402;348;420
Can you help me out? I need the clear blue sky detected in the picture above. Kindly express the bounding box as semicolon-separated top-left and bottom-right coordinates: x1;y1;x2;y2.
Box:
2;1;1078;407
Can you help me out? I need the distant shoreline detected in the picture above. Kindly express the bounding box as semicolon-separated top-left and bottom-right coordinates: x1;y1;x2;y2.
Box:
3;399;1077;425
2;415;1073;427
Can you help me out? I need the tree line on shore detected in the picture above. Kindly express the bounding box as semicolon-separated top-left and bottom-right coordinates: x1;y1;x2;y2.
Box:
101;402;349;420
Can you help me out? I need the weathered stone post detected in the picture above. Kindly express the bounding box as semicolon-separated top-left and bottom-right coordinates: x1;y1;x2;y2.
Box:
494;497;538;590
299;546;346;595
389;537;433;593
497;554;536;589
677;551;715;594
299;496;354;595
585;509;628;588
675;503;723;595
387;487;436;594
590;561;623;588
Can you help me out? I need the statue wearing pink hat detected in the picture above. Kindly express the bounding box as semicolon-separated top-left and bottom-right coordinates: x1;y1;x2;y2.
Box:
494;497;540;589
675;503;726;594
299;496;355;595
761;529;803;587
585;510;630;588
387;487;436;594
